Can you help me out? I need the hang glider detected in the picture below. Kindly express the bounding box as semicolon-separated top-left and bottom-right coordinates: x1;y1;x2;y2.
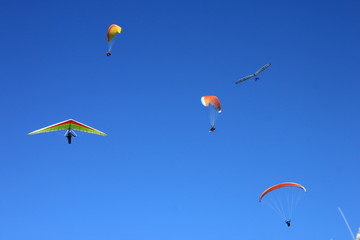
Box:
28;119;107;144
235;63;271;84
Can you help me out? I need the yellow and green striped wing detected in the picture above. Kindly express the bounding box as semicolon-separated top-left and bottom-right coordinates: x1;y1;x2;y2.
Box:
28;119;107;136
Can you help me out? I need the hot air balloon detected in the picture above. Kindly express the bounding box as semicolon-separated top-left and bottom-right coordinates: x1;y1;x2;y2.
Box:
106;24;122;56
201;96;221;132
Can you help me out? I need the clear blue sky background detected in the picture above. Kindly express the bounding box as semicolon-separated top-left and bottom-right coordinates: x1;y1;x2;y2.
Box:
0;0;359;239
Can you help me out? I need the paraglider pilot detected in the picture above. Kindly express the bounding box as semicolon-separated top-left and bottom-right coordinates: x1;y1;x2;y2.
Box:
106;52;111;56
209;126;216;132
285;220;291;227
65;129;77;144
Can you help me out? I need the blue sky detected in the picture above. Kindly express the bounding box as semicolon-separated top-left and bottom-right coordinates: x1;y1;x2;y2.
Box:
0;0;359;239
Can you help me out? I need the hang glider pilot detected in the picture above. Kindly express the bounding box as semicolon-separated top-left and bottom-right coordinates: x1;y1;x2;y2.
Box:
65;130;77;144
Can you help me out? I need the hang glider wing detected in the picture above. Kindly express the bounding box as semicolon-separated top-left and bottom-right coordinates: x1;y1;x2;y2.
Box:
28;119;107;136
254;63;271;76
235;74;255;84
236;63;271;84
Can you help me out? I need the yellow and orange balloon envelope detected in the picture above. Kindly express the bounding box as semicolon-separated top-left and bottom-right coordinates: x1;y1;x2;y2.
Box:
107;24;122;42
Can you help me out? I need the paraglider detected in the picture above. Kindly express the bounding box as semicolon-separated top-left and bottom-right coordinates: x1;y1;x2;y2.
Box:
201;96;221;132
235;63;271;84
106;24;122;56
259;182;306;227
28;119;107;144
